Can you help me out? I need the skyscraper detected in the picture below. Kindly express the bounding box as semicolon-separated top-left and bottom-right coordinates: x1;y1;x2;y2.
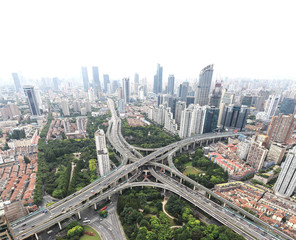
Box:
122;78;130;103
153;64;163;94
81;67;89;92
220;104;249;131
12;73;21;92
194;64;214;106
134;73;139;94
189;105;206;136
92;66;101;91
103;74;110;93
23;85;41;116
203;106;219;133
179;107;193;138
167;75;175;96
246;136;268;171
274;147;296;197
178;82;189;101
209;81;222;107
266;114;296;144
95;129;110;176
175;101;186;125
263;95;280;120
61;100;70;116
278;98;296;115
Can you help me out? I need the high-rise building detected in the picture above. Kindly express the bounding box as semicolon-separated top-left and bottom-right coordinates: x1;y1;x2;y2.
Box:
122;78;130;103
274;147;296;197
12;73;21;92
178;82;189;101
103;74;110;93
153;64;163;94
175;101;186;125
246;136;268;171
189;105;206;136
23;85;41;116
167;75;175;96
203;106;219;133
53;77;59;91
92;66;101;91
209;81;222;107
186;96;195;107
134;73;139;94
194;64;214;106
73;101;81;112
81;67;89;92
236;140;251;160
179;107;193;138
278;98;296;115
164;107;178;135
263;95;280;120
95;129;110;176
266;143;286;165
61;100;70;116
266;114;296;144
220;104;249;131
217;90;235;127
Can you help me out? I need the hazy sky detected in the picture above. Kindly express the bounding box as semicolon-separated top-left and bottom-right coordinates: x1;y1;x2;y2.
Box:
0;0;295;85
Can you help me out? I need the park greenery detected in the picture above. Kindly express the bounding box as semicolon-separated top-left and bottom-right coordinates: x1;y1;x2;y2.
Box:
117;187;244;240
6;129;26;140
121;119;180;148
174;149;228;189
33;113;110;204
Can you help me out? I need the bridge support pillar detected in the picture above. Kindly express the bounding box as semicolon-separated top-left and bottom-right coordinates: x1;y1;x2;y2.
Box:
223;203;226;207
35;233;39;240
200;141;202;146
243;215;246;218
164;189;166;194
78;211;81;219
94;203;97;210
120;190;122;194
108;196;111;200
206;140;209;145
186;145;189;150
130;187;132;190
170;172;173;177
146;151;148;155
100;190;103;194
58;221;62;230
193;185;196;190
180;178;182;184
208;194;211;200
162;159;164;164
113;181;117;187
193;142;196;148
180;147;182;153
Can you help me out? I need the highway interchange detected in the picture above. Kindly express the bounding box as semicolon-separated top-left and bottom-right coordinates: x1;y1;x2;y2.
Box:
11;98;294;240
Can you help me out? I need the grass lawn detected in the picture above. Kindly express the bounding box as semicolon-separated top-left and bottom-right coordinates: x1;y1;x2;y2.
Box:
184;161;193;167
80;225;101;240
184;166;202;176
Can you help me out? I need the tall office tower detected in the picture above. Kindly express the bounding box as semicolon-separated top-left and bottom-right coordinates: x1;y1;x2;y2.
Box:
153;63;163;94
12;73;21;92
61;100;70;116
266;114;296;144
134;73;139;94
167;96;178;118
246;136;268;171
189;105;206;136
81;67;89;92
178;82;189;101
263;95;280;120
164;107;178;135
175;101;186;125
122;78;130;103
53;77;59;91
274;147;296;197
95;129;110;176
112;80;119;93
203;106;219;133
167;75;175;96
118;99;126;114
92;66;101;91
103;74;110;93
209;81;222;107
23;85;41;116
217;90;235;127
194;64;214;106
179;106;193;138
279;98;296;115
220;104;249;131
241;95;253;107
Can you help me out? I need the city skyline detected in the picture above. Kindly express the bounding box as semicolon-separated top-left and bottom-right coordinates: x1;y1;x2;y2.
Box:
0;0;296;85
